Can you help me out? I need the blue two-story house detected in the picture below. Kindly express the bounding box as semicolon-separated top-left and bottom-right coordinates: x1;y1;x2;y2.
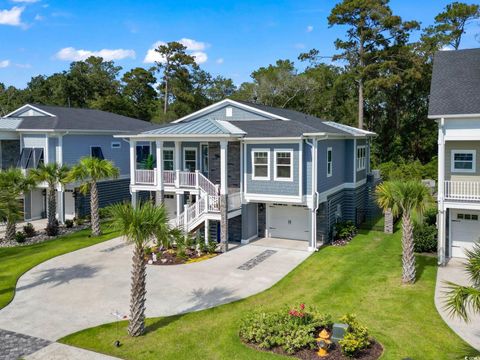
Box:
122;99;379;251
0;104;154;223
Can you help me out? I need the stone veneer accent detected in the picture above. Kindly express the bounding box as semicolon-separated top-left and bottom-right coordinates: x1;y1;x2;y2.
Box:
208;141;240;193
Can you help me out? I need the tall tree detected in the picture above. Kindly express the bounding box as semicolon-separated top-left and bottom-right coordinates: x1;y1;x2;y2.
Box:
68;157;119;236
122;67;158;120
328;0;418;129
425;2;480;50
154;42;196;115
376;181;432;284
30;163;70;235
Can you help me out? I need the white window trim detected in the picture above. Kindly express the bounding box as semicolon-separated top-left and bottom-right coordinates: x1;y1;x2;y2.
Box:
356;145;366;171
252;149;270;180
327;147;333;178
183;147;197;171
111;141;121;149
273;149;293;182
163;147;174;171
451;149;476;173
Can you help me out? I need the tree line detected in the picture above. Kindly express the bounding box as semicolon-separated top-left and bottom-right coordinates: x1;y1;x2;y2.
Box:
1;0;479;165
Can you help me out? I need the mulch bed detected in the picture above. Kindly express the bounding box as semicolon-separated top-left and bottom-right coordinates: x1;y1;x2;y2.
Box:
245;340;383;360
147;248;219;265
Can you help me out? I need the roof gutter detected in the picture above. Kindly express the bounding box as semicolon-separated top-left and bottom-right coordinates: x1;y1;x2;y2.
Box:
428;113;480;119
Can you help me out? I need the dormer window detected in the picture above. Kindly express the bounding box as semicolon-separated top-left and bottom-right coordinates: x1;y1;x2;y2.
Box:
226;107;233;117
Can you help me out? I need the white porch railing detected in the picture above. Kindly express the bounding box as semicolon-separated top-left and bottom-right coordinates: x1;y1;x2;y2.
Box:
228;192;242;211
135;169;156;185
445;181;480;201
163;170;175;185
179;171;196;187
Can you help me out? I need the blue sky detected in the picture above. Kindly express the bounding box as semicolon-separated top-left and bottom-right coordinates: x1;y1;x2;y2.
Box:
1;0;479;89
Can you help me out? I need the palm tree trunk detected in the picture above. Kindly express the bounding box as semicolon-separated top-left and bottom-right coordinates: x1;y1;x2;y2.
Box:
128;243;147;337
90;181;101;236
47;185;57;228
5;220;16;242
401;213;416;284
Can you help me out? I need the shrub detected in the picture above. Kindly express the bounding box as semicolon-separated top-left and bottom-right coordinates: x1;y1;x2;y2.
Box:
15;231;26;243
334;221;357;241
423;207;437;226
73;217;84;226
239;305;331;355
98;207;110;220
339;314;370;357
413;224;437;253
65;219;74;228
23;223;36;238
45;220;59;236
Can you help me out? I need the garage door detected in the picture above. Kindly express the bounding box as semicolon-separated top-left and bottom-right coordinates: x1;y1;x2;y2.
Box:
268;204;310;241
451;209;480;258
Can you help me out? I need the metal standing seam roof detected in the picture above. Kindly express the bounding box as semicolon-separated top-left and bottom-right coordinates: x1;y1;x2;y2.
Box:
321;121;376;136
141;118;246;135
0;118;23;130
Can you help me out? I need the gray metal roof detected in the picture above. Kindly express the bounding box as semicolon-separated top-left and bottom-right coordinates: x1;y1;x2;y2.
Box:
13;104;156;132
142;118;245;136
429;48;480;116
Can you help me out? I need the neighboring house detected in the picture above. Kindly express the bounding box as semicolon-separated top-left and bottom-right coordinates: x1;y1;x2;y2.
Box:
0;104;153;222
431;48;480;264
121;99;380;251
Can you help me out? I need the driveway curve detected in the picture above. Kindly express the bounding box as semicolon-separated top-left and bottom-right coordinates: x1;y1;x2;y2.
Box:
0;237;310;341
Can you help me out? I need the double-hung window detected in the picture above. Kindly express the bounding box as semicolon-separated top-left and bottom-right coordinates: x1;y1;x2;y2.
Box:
327;147;333;177
274;150;293;181
183;148;197;172
252;150;269;180
163;149;174;171
357;146;366;171
451;150;476;173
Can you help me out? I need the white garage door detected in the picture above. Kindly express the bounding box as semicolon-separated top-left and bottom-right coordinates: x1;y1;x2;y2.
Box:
451;209;480;258
268;204;310;241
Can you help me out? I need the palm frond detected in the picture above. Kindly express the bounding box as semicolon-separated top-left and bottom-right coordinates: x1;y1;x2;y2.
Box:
464;242;480;287
443;281;480;322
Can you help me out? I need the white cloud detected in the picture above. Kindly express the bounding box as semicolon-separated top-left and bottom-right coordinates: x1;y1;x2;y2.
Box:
55;47;136;61
144;38;209;65
441;45;454;51
0;60;10;68
34;14;44;21
12;0;40;3
306;25;314;32
216;58;224;64
15;63;31;68
0;6;24;26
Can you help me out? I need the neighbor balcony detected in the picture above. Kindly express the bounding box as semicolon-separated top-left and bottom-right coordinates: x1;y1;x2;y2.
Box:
444;180;480;201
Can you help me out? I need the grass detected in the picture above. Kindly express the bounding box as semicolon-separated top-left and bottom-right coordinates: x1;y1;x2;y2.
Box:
60;229;479;360
0;223;120;309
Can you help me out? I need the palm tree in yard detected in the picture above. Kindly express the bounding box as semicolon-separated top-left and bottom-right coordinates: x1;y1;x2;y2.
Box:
108;201;169;336
376;180;432;284
69;157;119;236
0;168;36;242
30;163;70;234
445;243;480;322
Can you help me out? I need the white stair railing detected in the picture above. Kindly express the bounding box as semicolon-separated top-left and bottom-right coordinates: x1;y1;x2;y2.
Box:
197;172;219;196
172;194;220;232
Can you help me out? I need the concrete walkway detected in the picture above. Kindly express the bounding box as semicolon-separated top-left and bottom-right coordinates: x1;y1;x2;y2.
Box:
435;258;480;351
0;218;47;240
0;236;310;358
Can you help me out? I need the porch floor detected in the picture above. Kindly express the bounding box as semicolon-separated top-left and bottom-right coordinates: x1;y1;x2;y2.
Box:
248;237;310;252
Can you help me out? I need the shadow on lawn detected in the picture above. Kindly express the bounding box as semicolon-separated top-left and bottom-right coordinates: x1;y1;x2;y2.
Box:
416;254;437;281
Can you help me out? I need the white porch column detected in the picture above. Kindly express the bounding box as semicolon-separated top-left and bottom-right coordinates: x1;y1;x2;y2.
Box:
131;190;138;208
155;140;164;205
204;219;209;244
176;193;183;217
174;141;181;188
129;139;136;186
57;187;65;224
220;140;228;252
437;118;446;265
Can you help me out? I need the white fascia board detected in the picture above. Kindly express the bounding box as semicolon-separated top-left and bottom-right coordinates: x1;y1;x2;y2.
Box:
242;137;302;142
17;129;123;134
444;201;480;211
428;113;480;119
172;99;290;123
4;104;56;118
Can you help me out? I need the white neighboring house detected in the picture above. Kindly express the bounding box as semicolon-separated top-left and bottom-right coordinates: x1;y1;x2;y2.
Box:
431;48;480;264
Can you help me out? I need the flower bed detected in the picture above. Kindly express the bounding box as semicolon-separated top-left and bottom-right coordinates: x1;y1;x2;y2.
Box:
332;221;357;247
239;305;382;359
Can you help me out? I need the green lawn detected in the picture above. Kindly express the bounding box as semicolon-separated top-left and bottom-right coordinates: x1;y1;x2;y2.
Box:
60;229;479;360
0;223;119;309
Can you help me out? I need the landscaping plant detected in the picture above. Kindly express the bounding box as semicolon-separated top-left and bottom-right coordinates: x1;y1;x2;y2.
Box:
338;314;371;357
108;201;169;336
334;220;357;243
413;224;437;253
376;181;432;283
23;222;36;238
15;231;26;243
30;162;70;236
69;157;119;236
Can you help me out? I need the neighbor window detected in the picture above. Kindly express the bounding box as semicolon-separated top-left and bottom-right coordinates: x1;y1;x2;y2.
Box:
91;146;104;160
163;149;174;171
111;142;121;149
327;147;333;177
357;146;366;171
253;150;269;180
451;150;476;173
274;150;292;181
183;148;197;172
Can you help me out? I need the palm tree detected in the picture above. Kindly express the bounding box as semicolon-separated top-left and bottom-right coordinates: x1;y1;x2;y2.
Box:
30;163;70;234
376;181;432;284
444;243;480;321
0;168;36;242
68;157;119;236
108;201;169;336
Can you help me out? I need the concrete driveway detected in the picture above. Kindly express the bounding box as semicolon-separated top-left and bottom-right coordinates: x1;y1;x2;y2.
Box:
0;236;310;342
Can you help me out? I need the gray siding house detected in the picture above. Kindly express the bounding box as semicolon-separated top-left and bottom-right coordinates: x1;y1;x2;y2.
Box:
0;104;153;222
124;99;379;251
